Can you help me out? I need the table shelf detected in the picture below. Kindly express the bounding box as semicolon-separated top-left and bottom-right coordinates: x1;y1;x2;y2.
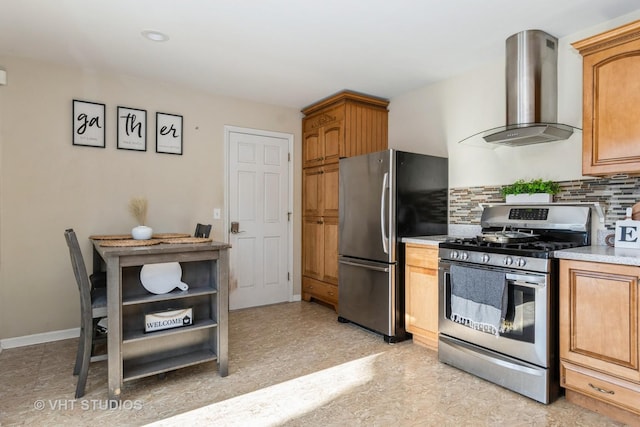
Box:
122;288;217;306
123;349;218;382
123;318;217;343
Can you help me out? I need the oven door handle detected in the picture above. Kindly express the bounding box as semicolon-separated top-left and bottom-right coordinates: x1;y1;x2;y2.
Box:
510;280;545;289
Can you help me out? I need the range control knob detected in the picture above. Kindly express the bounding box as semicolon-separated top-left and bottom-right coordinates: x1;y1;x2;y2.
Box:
516;258;527;267
504;256;514;266
450;250;459;259
481;254;491;263
460;252;469;260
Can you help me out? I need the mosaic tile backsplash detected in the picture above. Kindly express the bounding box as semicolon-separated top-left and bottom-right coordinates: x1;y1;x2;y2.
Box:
449;176;640;230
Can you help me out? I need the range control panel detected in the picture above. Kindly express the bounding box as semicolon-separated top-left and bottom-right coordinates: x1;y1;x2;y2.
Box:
508;208;549;221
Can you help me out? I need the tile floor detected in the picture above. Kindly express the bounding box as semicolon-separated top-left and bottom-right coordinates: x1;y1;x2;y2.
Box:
0;301;627;426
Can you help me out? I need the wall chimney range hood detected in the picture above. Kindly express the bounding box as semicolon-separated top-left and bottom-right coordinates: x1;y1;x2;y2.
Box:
479;30;578;146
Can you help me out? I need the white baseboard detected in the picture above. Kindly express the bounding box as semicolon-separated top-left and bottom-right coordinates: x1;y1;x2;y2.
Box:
290;294;302;302
0;327;80;350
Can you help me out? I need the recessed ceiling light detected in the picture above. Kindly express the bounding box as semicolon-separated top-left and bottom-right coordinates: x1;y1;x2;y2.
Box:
142;30;169;42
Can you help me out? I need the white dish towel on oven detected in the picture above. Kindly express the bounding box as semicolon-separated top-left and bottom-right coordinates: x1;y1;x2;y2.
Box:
450;264;507;336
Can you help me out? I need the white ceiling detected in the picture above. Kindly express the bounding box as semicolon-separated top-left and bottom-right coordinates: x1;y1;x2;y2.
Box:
1;0;639;109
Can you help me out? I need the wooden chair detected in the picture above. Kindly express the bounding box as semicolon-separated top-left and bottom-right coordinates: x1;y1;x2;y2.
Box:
64;229;108;398
194;223;212;238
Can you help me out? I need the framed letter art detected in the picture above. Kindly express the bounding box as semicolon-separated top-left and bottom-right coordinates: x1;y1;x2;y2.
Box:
117;106;147;151
156;112;183;155
72;100;105;148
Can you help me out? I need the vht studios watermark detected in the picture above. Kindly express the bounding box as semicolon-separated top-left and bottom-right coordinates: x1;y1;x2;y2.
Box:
33;399;143;411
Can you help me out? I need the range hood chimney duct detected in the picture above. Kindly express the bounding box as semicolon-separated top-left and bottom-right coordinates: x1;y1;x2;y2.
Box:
482;30;575;146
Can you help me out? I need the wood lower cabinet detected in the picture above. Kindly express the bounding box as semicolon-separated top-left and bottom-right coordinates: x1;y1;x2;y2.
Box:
302;216;338;304
573;19;640;176
302;216;338;285
559;259;640;425
404;244;439;349
301;91;389;312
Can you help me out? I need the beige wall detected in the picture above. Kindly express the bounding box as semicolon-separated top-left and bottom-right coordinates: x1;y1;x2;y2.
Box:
0;55;302;340
388;10;640;188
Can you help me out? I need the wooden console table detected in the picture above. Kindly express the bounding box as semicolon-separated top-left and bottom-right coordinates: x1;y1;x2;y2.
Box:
91;238;230;400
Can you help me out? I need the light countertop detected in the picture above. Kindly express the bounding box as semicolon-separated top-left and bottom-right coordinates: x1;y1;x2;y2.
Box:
402;235;450;246
554;245;640;267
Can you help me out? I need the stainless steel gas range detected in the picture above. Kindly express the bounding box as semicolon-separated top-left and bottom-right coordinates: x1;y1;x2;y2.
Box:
438;204;591;404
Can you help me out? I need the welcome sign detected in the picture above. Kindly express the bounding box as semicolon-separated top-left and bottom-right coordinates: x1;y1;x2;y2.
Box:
145;308;193;333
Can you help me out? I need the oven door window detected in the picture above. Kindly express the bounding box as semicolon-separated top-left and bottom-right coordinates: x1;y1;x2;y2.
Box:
500;281;535;343
444;268;537;344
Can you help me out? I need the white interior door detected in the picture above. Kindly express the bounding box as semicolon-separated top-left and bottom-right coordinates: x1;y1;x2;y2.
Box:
227;128;291;310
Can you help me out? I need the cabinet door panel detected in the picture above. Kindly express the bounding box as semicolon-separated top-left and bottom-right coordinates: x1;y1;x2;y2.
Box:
405;245;439;348
323;122;342;164
303;166;323;217
575;22;640;175
406;265;438;333
589;53;640;170
322;217;338;285
323;163;339;217
560;260;640;382
303;130;322;168
302;217;323;279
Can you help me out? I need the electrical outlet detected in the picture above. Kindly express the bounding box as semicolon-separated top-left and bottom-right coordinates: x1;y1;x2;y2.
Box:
213;208;221;219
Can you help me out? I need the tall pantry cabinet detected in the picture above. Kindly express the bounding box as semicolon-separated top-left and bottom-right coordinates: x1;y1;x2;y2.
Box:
301;91;389;311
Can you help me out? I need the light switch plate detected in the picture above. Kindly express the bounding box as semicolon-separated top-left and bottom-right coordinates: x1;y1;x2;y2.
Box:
213;208;221;219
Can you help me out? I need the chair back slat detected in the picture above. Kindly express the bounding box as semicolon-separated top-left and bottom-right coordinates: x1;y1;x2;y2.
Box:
64;229;93;324
194;223;212;238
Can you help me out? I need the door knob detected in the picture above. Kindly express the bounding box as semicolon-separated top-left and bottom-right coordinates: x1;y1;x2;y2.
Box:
230;221;245;234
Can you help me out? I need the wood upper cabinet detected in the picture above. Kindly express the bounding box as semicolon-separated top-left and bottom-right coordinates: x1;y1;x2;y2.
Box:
405;244;439;350
573;20;640;176
302;90;389;164
559;259;640;422
303;119;343;168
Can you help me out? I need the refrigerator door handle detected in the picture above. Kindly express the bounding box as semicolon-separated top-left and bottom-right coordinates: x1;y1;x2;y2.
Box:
380;172;389;254
338;259;390;273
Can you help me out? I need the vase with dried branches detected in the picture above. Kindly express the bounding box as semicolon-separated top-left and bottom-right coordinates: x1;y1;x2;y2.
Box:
129;197;152;240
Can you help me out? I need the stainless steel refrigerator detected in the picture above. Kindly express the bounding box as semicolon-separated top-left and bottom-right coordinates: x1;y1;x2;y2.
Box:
338;149;448;342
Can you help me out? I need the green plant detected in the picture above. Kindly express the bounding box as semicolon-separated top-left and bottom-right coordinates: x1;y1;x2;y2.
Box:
501;179;560;196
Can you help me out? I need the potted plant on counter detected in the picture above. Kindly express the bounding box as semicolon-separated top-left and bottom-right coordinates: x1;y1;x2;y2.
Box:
501;179;560;204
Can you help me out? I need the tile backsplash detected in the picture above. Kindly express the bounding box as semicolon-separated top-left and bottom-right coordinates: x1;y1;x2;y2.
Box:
449;176;640;231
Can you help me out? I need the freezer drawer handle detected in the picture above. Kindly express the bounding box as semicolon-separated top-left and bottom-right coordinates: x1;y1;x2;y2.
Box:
339;259;390;273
